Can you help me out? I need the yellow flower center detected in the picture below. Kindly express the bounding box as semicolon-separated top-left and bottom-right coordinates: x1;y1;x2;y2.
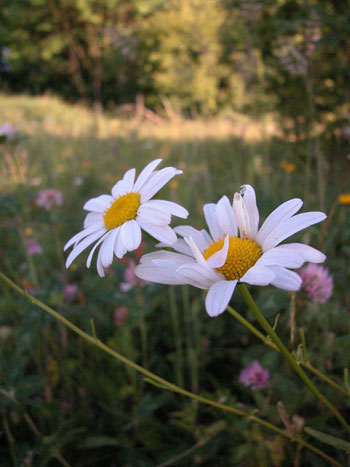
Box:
103;192;141;231
203;236;262;281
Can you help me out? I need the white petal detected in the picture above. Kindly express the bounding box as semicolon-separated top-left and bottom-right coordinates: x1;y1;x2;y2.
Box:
176;263;221;289
156;239;194;256
277;243;326;264
83;195;113;212
203;203;222;241
145;200;188;219
201;229;212;245
137;203;171;225
100;229;119;267
269;266;302;291
111;180;126;198
120;220;142;252
64;224;105;251
185;236;207;267
86;231;111;268
240;265;275;285
175;226;210;251
138;220;177;244
140;250;195;266
114;229;127;259
261;212;327;251
83;212;104;229
240;185;259;239
233;192;251;239
205;280;237;317
96;245;106;277
65;229;105;268
133;159;162;193
256;247;304;269
139;167;182;202
122;168;136;192
216;195;238;237
206;235;229;268
135;264;187;285
256;198;303;246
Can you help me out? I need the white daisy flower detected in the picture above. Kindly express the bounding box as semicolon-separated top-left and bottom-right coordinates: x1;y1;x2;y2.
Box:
64;159;188;277
135;185;326;317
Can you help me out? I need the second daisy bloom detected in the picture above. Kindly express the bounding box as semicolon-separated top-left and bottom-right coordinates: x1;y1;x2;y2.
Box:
64;159;188;277
136;185;326;317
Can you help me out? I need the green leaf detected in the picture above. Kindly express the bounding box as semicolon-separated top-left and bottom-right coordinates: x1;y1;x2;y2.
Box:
304;427;350;452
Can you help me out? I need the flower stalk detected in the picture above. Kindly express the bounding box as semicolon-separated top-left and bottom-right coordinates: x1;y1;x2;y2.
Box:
0;270;341;467
237;283;350;433
226;305;350;397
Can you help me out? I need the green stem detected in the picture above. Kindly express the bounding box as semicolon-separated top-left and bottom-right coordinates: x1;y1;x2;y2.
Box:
226;305;350;397
182;285;198;393
169;287;185;388
50;211;65;272
237;283;350;434
18;225;38;287
0;270;341;466
136;289;148;370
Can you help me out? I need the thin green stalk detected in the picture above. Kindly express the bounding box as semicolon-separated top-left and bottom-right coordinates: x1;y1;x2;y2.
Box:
169;287;184;387
136;289;148;370
237;283;350;434
2;413;18;467
18;226;38;287
226;305;350;397
0;270;341;466
50;210;66;272
182;285;198;393
301;362;350;398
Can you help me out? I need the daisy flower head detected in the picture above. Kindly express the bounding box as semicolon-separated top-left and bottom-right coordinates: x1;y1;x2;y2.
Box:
135;185;327;317
64;159;188;277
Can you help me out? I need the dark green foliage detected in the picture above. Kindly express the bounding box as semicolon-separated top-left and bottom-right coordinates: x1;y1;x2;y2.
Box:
1;0;349;134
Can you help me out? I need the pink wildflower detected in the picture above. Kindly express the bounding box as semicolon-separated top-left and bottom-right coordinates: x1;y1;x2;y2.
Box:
113;306;129;326
60;401;69;410
239;360;270;390
0;122;18;140
120;259;148;292
27;287;36;296
63;284;79;301
26;238;43;256
299;264;333;303
36;189;63;210
73;176;84;186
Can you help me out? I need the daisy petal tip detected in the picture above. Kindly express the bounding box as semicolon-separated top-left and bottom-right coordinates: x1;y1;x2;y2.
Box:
319;253;326;263
239;184;250;194
205;299;226;318
182;208;189;219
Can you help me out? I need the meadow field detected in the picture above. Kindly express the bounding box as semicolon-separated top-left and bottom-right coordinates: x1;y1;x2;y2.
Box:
0;94;349;466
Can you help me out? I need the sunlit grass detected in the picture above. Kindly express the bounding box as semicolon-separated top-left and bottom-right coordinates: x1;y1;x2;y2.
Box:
0;93;278;141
